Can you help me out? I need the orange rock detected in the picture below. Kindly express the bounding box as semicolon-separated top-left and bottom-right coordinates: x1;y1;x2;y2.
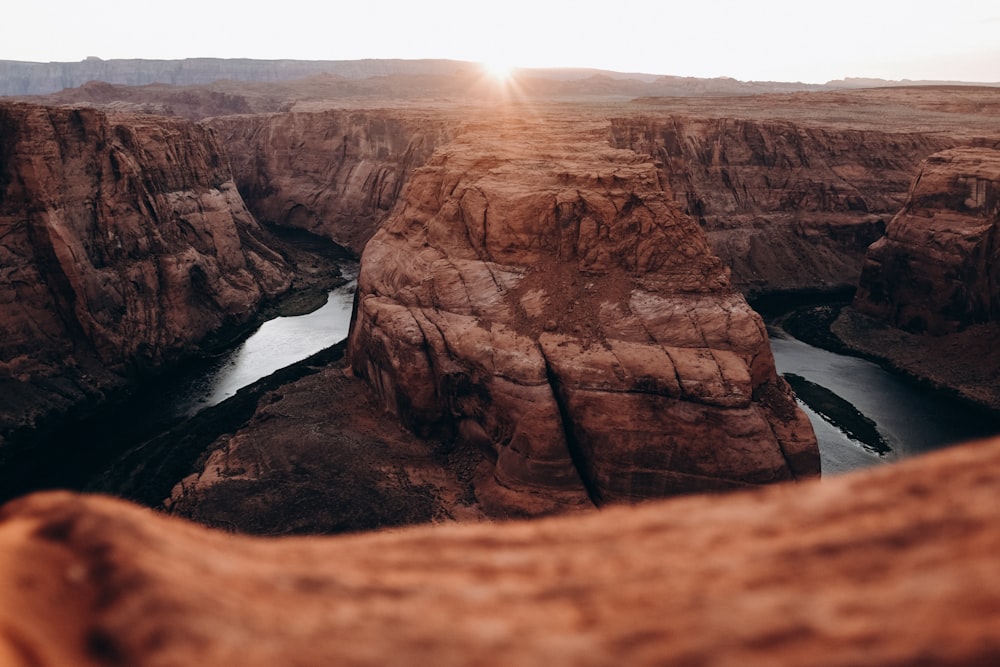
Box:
348;114;819;514
2;437;999;666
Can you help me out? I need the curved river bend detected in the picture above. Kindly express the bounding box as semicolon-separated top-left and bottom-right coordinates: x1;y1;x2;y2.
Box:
767;323;999;475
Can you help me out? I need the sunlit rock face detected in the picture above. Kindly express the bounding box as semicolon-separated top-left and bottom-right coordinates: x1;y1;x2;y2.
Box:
610;116;953;294
207;110;454;254
854;147;1000;334
348;114;818;516
0;102;290;438
2;436;998;666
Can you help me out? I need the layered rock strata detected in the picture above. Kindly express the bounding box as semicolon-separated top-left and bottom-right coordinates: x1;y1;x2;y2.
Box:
833;147;1000;411
610;116;954;293
854;147;1000;334
2;436;999;666
207;110;453;253
348;115;818;516
0;102;291;438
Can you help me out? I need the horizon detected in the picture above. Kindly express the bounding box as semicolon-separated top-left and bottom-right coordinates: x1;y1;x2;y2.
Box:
5;1;1000;85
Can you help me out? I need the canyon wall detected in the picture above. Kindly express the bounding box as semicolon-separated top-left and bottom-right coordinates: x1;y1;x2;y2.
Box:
831;147;1000;411
0;102;291;439
348;115;818;516
2;436;998;666
610;116;954;294
854;147;1000;334
207;110;454;254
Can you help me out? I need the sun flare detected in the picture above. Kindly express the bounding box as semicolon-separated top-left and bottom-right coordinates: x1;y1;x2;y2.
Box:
481;58;515;82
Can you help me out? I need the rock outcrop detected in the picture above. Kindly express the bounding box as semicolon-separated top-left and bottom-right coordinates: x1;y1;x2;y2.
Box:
0;102;291;439
348;114;818;516
610;116;954;293
2;436;999;666
208;110;453;254
830;147;1000;411
854;147;1000;334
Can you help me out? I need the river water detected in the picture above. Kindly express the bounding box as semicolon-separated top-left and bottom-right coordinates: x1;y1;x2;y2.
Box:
170;272;357;417
767;323;999;475
170;281;997;476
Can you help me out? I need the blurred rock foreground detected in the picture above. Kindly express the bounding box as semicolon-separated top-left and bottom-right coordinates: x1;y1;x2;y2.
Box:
2;436;999;666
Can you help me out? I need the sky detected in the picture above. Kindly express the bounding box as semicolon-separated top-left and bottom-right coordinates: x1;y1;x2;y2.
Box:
5;0;1000;84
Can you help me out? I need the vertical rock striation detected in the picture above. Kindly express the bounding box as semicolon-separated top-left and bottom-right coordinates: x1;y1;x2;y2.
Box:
854;147;1000;334
610;116;953;293
348;115;818;516
0;102;291;438
207;110;453;254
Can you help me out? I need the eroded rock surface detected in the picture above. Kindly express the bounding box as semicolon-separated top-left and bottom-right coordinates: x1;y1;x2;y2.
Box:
2;436;999;666
0;102;291;439
832;147;1000;411
611;116;954;294
854;147;1000;334
208;110;453;253
348;114;818;516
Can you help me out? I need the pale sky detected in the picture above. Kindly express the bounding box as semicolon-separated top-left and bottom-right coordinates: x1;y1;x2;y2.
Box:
5;0;999;84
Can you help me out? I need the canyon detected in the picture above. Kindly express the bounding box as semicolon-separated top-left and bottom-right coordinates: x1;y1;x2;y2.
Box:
0;103;294;446
1;63;999;663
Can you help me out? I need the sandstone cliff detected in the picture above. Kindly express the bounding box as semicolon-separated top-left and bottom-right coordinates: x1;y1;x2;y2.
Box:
2;436;998;666
831;147;1000;411
348;114;818;516
0;102;291;440
610;116;954;294
207;110;454;254
854;147;1000;334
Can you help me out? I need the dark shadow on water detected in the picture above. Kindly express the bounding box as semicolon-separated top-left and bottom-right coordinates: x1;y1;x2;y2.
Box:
783;373;892;456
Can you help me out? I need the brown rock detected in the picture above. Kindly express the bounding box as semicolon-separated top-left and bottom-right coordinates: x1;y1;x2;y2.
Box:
348;114;818;515
207;110;453;254
1;436;999;666
0;103;291;437
610;115;954;294
854;147;1000;334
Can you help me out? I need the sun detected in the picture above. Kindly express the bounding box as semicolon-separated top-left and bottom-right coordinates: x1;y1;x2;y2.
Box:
481;58;515;82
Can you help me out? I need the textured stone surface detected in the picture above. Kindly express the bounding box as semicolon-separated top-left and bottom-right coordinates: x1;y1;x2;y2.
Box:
854;147;1000;334
0;102;291;438
2;436;999;666
610;116;954;294
207;110;454;253
348;114;818;515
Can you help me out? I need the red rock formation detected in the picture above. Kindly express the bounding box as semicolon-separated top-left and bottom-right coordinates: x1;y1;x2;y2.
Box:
0;102;291;437
207;110;453;254
2;436;999;666
854;147;1000;334
610;116;954;293
348;114;818;516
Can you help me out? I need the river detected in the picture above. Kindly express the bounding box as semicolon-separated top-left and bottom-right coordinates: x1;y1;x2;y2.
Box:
170;270;357;417
767;320;999;475
3;280;996;503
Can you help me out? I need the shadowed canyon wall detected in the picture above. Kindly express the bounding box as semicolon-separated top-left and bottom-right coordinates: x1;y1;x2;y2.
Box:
854;147;1000;334
207;110;454;254
0;102;291;439
610;116;955;293
348;115;818;516
831;147;1000;411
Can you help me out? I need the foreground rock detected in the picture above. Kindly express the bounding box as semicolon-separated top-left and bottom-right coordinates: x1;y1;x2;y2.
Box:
2;436;999;666
835;147;1000;411
349;114;818;516
0;102;291;441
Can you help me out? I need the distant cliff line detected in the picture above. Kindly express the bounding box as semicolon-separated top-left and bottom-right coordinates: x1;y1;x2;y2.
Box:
0;58;476;96
7;56;997;98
